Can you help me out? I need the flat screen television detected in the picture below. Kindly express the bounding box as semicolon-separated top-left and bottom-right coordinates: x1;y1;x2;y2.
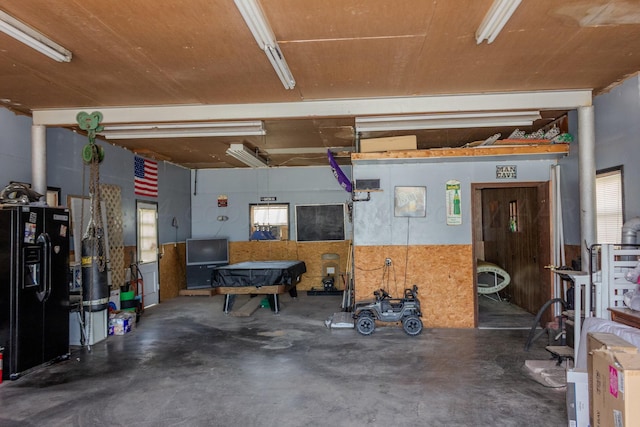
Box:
186;238;229;266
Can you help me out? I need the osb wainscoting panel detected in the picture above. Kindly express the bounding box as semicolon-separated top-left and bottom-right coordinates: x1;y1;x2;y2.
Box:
230;241;352;291
160;242;186;301
354;245;474;328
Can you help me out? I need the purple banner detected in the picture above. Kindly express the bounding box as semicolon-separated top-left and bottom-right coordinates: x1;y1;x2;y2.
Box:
327;150;352;193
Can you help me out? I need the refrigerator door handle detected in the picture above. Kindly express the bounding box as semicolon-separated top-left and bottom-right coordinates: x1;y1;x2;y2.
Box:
36;233;52;302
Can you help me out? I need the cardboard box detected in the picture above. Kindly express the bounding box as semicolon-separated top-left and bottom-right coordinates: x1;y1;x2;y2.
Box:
109;317;131;335
591;349;640;427
588;333;638;426
108;311;136;336
360;135;417;153
567;369;589;427
588;333;638;355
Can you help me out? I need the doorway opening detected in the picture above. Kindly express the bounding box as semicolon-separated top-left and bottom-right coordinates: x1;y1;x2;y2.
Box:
472;182;553;329
136;200;159;307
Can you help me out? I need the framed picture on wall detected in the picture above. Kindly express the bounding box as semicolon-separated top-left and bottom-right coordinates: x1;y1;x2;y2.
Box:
394;186;426;217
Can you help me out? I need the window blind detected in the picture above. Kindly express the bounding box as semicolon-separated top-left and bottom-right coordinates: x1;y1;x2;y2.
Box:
596;170;623;244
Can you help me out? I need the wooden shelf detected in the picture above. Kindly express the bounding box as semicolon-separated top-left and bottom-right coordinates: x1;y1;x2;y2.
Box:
351;143;569;164
493;139;553;146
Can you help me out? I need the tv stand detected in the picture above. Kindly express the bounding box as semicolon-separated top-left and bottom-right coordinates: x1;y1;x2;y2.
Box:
186;264;224;289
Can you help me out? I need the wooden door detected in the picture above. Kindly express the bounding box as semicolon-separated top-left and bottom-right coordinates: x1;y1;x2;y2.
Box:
474;183;552;318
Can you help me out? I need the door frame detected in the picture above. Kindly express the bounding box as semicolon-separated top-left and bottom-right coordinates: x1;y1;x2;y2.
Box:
136;200;160;307
471;181;553;327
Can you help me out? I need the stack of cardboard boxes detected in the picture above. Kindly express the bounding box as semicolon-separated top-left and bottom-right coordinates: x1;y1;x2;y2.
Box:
587;333;640;427
568;332;640;427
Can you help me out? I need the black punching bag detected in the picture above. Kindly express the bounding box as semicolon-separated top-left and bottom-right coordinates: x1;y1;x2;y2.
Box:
81;233;109;311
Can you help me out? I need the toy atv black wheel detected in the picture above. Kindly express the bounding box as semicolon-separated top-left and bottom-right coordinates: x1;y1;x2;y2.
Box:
356;314;376;335
402;315;423;336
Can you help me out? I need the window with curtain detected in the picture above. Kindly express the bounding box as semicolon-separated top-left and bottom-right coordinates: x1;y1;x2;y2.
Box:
250;203;289;240
596;167;624;244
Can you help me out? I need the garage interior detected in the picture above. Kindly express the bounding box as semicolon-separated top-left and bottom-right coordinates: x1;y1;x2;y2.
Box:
2;1;640;426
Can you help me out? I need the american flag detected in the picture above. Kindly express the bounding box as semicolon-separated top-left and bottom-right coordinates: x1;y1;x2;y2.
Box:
134;156;158;197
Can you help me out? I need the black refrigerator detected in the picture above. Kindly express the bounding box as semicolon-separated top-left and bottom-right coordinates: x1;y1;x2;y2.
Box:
0;206;70;381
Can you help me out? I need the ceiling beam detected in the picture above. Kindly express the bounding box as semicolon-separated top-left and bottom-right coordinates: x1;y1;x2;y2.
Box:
265;147;353;154
32;90;592;126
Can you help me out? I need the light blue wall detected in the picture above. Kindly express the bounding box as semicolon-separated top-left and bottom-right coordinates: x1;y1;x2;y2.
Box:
353;158;560;245
558;110;581;245
157;161;192;245
560;75;640;245
0;109;35;185
0;107;191;247
593;74;640;220
191;166;353;241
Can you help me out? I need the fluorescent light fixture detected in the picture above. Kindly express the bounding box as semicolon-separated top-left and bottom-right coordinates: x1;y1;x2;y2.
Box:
476;0;522;44
234;0;296;89
355;111;541;132
226;143;268;168
0;10;72;62
99;121;265;139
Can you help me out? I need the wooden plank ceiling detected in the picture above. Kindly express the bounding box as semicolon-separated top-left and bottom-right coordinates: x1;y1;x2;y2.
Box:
1;0;640;168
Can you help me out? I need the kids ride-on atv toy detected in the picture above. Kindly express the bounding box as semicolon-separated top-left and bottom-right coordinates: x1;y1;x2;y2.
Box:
352;285;423;336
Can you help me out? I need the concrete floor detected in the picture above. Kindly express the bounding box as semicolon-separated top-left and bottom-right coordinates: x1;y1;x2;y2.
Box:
477;296;537;329
0;294;566;426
